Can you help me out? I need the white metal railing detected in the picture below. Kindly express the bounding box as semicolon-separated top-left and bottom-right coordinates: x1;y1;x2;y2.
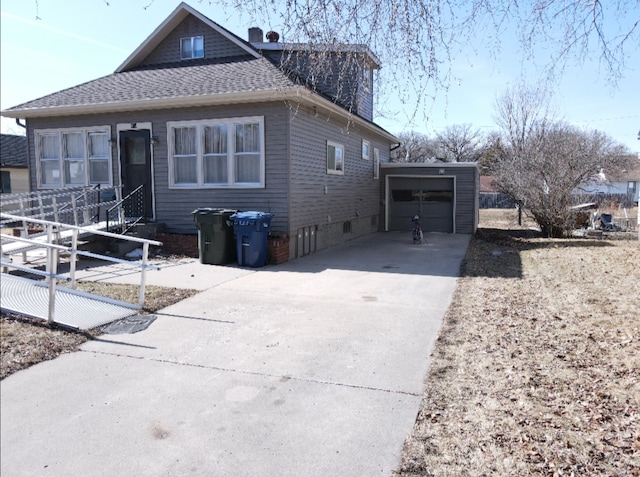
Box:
1;213;162;325
0;185;124;231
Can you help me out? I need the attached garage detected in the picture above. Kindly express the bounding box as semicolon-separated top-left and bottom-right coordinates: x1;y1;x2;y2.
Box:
381;163;479;234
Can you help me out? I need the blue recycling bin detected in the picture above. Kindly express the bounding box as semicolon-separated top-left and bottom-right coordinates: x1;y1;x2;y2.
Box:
231;211;273;267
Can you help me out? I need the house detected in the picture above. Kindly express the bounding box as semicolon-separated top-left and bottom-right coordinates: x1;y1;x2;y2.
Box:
0;2;401;260
2;3;479;262
0;134;29;206
575;155;640;207
477;175;514;209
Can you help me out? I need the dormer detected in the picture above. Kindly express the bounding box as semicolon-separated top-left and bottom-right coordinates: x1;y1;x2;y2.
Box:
249;28;379;121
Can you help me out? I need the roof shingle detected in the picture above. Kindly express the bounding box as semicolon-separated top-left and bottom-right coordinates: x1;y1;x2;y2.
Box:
0;134;28;168
4;56;296;113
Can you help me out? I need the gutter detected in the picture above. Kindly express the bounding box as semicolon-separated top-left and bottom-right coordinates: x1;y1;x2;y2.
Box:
1;87;399;143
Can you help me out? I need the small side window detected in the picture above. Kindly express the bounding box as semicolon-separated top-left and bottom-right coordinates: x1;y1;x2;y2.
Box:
362;140;370;160
327;141;344;175
1;171;11;193
181;36;204;60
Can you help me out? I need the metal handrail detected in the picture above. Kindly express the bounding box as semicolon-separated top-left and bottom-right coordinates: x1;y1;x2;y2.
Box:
1;213;163;324
55;184;102;225
106;184;145;234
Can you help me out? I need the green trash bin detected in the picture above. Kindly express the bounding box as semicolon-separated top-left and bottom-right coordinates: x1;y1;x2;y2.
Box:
192;208;237;264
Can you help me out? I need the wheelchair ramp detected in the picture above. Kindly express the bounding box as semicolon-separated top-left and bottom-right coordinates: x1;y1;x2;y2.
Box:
1;274;138;330
1;221;109;257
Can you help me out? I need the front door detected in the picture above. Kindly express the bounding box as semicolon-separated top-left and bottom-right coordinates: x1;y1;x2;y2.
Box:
119;130;152;219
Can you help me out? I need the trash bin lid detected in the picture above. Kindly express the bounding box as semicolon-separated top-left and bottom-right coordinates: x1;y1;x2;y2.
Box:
230;211;272;220
192;208;217;215
193;208;237;215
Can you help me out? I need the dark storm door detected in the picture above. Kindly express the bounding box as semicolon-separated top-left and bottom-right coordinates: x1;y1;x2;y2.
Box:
120;130;152;219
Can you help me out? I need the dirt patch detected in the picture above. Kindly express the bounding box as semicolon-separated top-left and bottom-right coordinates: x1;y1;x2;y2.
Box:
1;283;197;380
397;210;639;476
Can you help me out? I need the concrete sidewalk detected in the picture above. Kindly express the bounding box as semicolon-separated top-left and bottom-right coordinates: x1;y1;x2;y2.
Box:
1;232;471;476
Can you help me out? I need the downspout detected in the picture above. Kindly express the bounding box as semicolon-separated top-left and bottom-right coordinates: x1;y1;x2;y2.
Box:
15;118;26;129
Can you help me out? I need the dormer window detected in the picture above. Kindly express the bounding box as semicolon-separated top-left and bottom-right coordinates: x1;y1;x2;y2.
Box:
180;36;204;60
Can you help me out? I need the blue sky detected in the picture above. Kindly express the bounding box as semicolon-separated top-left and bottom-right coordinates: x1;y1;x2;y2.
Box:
1;0;638;153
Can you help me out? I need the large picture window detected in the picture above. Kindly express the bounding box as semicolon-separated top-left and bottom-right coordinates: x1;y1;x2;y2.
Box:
168;117;264;188
35;128;112;188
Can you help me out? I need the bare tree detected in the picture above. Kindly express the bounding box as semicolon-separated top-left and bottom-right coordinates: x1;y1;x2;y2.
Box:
226;0;639;118
390;131;439;163
477;131;507;175
493;83;556;157
435;124;482;162
493;106;630;237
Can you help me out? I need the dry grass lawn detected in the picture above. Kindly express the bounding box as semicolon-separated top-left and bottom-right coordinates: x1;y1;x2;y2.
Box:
397;209;639;476
2;210;638;475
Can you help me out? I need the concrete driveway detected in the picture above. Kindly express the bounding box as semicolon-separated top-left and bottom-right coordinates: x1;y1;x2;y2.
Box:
1;232;470;476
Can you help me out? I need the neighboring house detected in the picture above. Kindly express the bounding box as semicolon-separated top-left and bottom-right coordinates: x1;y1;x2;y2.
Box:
0;134;29;206
0;2;399;260
575;156;640;207
478;175;514;209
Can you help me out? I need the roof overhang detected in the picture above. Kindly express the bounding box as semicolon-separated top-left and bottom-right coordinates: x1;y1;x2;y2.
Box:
0;86;399;143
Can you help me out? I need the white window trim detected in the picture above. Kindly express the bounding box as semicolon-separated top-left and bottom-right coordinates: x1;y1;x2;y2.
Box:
35;126;112;189
327;140;345;175
362;140;370;160
180;36;204;60
167;116;265;189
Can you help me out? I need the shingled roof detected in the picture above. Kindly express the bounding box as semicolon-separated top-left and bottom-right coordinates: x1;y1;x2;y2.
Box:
0;2;398;143
2;56;297;117
0;134;28;168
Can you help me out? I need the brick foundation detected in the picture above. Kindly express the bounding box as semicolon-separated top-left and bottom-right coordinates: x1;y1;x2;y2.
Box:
267;235;290;265
156;233;199;258
155;233;290;265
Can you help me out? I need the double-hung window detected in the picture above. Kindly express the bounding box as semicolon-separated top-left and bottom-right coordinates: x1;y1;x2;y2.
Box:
173;126;198;184
203;124;228;184
36;128;112;188
63;132;85;186
169;117;264;188
362;140;370;160
181;36;204;60
327;141;344;175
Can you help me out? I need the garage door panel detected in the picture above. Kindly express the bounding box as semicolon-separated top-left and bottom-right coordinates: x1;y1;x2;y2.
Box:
388;177;454;233
422;200;453;233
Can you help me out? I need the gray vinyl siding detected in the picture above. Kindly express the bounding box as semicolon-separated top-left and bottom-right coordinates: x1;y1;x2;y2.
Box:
26;102;291;235
264;50;374;121
138;15;249;67
381;164;479;234
288;106;391;251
